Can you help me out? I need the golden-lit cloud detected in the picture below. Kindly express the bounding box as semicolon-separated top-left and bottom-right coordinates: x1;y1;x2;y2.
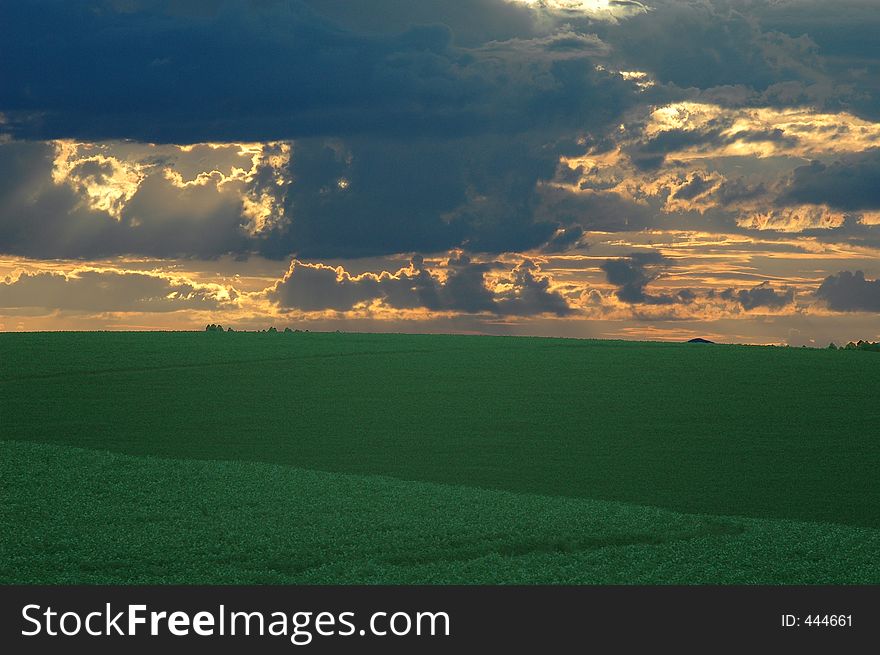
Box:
642;103;880;160
0;266;238;312
514;0;648;21
618;70;654;90
238;142;292;235
736;205;847;232
549;101;880;235
859;211;880;226
51;140;292;233
52;141;146;220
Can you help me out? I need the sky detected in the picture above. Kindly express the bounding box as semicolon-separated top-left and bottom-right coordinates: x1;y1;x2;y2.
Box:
1;0;880;344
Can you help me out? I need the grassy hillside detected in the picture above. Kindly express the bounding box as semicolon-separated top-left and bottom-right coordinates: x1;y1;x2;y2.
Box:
1;331;878;583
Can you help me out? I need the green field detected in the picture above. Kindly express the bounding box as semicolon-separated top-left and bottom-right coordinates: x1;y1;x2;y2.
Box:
2;331;879;583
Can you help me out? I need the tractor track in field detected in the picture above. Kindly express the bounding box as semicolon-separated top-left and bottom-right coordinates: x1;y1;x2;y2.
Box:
0;347;451;383
375;521;747;569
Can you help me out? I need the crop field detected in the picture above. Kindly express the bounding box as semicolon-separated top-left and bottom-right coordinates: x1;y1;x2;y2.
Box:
2;331;879;583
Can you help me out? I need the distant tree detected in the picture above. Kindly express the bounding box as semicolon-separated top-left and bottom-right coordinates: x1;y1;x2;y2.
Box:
832;340;880;352
284;327;293;333
227;326;235;332
268;326;277;333
828;342;838;350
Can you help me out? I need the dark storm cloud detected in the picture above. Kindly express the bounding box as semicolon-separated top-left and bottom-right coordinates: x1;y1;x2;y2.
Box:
579;0;880;123
271;135;568;259
600;252;690;305
269;254;572;316
672;173;715;201
781;150;880;211
536;185;658;234
301;0;538;47
1;0;454;142
626;127;719;172
0;0;631;143
757;0;880;120
816;271;880;313
600;0;816;92
1;0;878;265
0;270;228;312
719;281;795;311
714;178;769;207
0;0;648;261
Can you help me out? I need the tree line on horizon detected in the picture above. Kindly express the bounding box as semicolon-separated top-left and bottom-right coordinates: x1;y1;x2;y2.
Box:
204;324;879;350
828;340;880;352
205;324;308;334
